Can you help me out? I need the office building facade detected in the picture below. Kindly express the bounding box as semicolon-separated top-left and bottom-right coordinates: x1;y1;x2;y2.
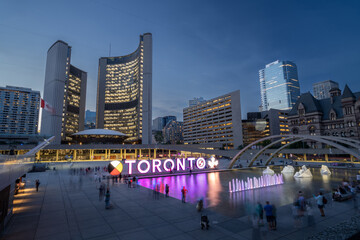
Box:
85;110;96;129
163;120;183;144
0;86;40;135
183;90;243;149
189;97;206;107
247;109;289;137
152;117;163;131
96;33;152;144
313;80;339;100
152;116;176;131
259;60;300;111
41;40;87;144
242;119;269;146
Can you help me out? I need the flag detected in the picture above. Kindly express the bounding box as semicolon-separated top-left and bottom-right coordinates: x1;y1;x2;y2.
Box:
41;98;55;114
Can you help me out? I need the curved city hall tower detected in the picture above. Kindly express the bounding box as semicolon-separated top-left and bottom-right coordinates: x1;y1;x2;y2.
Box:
41;40;87;144
96;33;152;144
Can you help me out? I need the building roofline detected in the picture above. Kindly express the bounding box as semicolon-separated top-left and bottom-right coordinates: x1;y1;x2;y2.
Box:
183;90;240;111
99;33;151;60
47;40;70;53
70;64;87;74
1;85;40;93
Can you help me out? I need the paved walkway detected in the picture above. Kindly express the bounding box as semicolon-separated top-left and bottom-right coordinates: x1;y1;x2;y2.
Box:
1;170;360;240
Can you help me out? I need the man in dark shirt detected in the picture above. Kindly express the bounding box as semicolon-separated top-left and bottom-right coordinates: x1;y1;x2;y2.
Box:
264;201;274;230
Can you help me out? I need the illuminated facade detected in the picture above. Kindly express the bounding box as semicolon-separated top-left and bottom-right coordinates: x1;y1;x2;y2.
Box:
41;40;87;144
245;109;289;145
183;90;243;149
96;33;152;144
0;86;40;135
259;60;300;111
242;119;269;146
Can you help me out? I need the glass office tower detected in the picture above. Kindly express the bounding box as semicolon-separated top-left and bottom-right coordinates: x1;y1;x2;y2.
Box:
96;33;152;144
259;60;300;111
313;80;339;100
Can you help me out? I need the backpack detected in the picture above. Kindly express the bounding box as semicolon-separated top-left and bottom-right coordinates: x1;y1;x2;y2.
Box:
323;196;327;204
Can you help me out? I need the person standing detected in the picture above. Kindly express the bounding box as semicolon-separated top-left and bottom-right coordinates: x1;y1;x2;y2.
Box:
313;192;325;217
264;201;274;230
297;191;306;217
35;179;40;192
181;186;188;203
165;184;169;197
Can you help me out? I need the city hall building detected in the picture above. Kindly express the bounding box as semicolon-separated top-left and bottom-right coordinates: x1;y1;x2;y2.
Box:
96;33;152;144
288;85;360;147
40;40;87;144
183;90;243;149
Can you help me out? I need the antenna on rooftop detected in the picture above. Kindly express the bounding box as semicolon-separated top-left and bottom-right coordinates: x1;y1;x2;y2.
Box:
109;43;111;57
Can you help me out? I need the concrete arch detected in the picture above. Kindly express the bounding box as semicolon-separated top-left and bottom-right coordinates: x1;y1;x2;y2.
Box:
263;136;360;166
229;134;360;169
319;136;360;149
247;136;299;167
263;138;308;166
228;135;288;168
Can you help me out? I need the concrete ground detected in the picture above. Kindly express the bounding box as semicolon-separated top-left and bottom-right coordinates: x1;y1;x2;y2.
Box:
1;170;360;240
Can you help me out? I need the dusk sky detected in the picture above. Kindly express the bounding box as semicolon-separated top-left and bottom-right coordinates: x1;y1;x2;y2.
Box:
1;0;360;120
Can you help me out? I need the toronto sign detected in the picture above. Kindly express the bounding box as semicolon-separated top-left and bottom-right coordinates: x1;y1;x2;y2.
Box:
108;157;218;175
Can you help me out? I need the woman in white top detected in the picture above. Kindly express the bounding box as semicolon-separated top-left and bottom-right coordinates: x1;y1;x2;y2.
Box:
313;192;325;217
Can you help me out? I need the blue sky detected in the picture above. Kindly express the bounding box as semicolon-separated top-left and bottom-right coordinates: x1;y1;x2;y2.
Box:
1;0;360;120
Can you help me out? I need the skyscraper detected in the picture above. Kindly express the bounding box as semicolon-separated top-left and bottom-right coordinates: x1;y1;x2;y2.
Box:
313;80;339;100
96;33;152;144
41;40;87;144
152;116;176;131
0;86;40;135
259;60;300;111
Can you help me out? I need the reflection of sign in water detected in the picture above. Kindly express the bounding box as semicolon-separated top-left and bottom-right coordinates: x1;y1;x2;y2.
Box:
108;160;123;175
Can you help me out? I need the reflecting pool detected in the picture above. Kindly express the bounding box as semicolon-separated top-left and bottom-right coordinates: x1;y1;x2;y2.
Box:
138;166;360;217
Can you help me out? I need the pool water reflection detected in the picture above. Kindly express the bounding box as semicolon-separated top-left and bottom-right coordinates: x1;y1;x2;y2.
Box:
137;166;360;217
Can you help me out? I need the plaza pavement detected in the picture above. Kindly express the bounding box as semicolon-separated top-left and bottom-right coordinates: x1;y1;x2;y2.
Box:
1;170;360;240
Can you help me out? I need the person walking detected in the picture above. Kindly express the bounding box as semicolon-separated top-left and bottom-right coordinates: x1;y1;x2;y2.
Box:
132;176;136;188
271;203;277;230
165;184;169;197
264;201;274;230
313;192;325;217
35;179;40;192
255;202;264;226
99;183;105;201
181;186;188;203
105;188;111;209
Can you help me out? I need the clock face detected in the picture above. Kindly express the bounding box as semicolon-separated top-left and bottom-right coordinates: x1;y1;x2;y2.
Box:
108;160;123;175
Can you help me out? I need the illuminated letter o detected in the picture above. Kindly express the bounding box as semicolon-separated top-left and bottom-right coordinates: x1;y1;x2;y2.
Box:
196;158;206;169
163;159;175;171
137;160;151;173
